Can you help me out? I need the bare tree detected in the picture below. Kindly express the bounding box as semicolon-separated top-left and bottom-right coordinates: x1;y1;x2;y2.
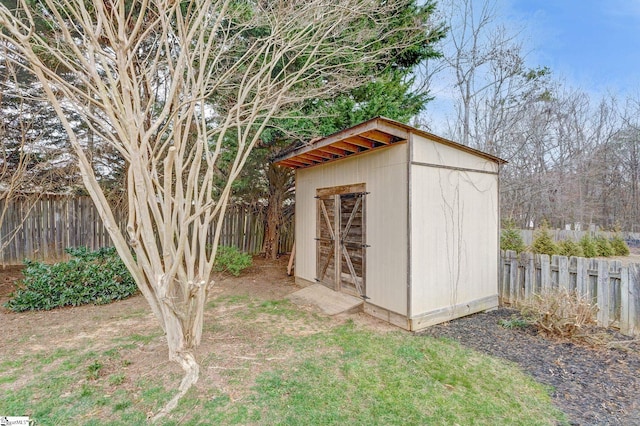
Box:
0;40;79;254
422;0;521;147
602;96;640;231
0;0;428;418
422;0;640;232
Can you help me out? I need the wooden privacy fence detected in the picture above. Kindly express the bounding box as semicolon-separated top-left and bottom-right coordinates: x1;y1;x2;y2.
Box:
0;195;294;265
500;250;640;336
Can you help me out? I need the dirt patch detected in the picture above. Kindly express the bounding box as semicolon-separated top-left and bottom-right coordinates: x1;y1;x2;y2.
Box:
421;309;640;426
1;257;639;424
0;265;23;306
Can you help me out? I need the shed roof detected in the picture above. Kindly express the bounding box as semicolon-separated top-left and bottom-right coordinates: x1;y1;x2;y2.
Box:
274;116;506;169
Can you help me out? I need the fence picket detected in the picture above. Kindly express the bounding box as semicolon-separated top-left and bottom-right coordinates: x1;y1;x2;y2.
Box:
629;264;640;336
1;195;294;265
597;260;610;326
509;251;518;303
621;267;631;335
525;254;534;299
576;256;587;295
558;255;570;291
500;251;639;337
540;254;551;291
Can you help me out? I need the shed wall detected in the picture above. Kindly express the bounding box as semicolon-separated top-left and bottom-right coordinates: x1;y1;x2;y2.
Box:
295;144;409;315
413;135;499;173
409;134;499;318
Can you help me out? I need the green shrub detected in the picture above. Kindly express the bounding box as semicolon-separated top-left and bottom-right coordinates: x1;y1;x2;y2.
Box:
594;235;614;257
579;234;598;258
500;220;525;253
557;239;584;257
214;246;252;276
610;235;630;256
4;247;137;312
498;316;529;329
531;221;558;256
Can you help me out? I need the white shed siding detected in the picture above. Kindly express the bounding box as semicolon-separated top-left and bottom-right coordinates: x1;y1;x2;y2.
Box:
412;135;499;173
295;144;409;315
409;138;499;316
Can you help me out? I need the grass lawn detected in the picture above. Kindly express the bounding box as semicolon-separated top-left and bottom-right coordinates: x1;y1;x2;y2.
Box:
0;261;566;425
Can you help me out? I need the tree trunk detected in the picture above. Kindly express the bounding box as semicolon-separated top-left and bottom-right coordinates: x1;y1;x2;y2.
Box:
151;350;199;422
263;194;283;260
263;164;292;260
150;274;209;422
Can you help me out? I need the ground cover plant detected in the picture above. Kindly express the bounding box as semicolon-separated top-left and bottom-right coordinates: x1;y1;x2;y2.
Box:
0;258;565;425
213;246;253;276
4;247;137;312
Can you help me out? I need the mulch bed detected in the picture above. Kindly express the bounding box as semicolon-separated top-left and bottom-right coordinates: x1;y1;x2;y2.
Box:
420;308;640;425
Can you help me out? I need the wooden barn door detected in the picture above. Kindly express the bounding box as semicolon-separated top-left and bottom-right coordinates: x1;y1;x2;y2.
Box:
316;184;366;298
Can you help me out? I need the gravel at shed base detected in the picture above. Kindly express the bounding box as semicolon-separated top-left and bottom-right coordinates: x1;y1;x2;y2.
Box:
420;308;640;426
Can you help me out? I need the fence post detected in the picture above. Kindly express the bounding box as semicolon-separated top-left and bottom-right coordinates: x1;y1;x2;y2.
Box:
628;264;639;336
621;266;631;335
500;251;508;303
509;250;518;304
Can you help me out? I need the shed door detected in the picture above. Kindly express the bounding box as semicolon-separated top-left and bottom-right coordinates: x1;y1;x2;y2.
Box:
316;184;366;298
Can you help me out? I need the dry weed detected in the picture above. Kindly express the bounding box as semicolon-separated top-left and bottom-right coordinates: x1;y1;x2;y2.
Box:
521;288;598;338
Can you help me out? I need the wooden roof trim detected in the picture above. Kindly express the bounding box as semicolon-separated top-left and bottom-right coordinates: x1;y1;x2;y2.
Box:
298;152;326;162
374;119;410;140
275;119;408;168
273;116;506;169
359;129;394;144
305;150;334;160
275;117;395;165
277;158;308;168
332;141;360;153
317;146;345;156
344;135;375;149
376;117;506;164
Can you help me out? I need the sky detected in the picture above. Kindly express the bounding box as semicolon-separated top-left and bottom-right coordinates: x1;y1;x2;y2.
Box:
421;0;640;134
504;0;640;94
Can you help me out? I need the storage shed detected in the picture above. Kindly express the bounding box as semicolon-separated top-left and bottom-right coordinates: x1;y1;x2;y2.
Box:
275;117;505;331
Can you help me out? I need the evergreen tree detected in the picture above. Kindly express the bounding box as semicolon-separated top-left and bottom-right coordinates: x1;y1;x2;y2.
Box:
579;234;598;258
233;0;446;258
531;220;558;256
500;219;525;253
